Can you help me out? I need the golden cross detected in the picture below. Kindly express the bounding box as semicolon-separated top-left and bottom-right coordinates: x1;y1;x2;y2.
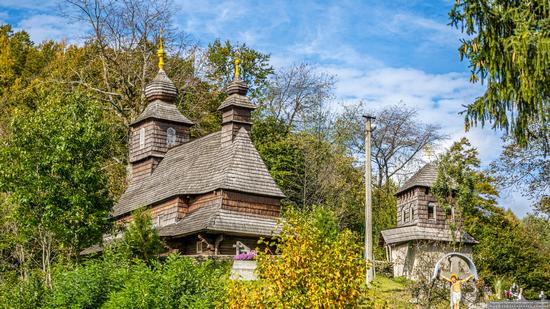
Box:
235;53;241;79
424;145;434;161
157;28;165;70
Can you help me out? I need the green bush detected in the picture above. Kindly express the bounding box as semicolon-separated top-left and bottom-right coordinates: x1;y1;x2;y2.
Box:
103;255;229;309
0;253;229;309
0;271;46;309
46;252;130;308
121;209;165;263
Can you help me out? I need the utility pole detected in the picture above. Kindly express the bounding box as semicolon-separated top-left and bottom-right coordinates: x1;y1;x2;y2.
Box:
363;114;375;285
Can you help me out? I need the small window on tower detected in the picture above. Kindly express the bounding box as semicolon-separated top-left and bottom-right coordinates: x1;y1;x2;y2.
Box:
166;127;176;146
139;128;145;149
410;205;415;222
402;208;407;223
428;202;436;221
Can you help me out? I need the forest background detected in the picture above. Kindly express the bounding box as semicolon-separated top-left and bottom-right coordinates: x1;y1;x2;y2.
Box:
0;0;548;307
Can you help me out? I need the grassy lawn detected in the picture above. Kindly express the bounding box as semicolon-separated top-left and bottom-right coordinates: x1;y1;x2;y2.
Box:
369;275;412;308
369;275;456;309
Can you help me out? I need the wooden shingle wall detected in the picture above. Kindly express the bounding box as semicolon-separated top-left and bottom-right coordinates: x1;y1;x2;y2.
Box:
415;188;446;228
150;197;187;227
129;120;190;163
131;157;162;183
116;196;187;227
222;106;252;124
222;190;280;217
397;188;418;226
188;192;222;213
128;120;191;183
397;187;463;229
221;107;252;147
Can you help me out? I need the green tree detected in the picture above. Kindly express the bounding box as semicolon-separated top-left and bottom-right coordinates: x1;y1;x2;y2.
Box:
431;138;483;233
449;0;550;148
252;115;367;236
433;138;550;298
252;116;303;198
0;91;116;266
372;182;397;259
120;209;164;263
206;39;273;101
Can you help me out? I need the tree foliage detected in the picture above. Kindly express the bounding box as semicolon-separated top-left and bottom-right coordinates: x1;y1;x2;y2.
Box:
0;91;116;259
206;39;273;102
0;252;229;308
433;138;550;298
226;207;376;308
252;116;367;235
120;209;164;263
449;0;550;148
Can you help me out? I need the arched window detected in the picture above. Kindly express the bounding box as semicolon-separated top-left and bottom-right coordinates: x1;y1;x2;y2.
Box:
410;205;415;222
166;127;176;146
402;208;407;223
428;202;436;221
139;127;145;149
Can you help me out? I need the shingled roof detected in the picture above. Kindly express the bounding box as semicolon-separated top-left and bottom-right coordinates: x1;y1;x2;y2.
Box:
158;202;281;237
113;128;285;217
217;93;256;111
130;100;193;126
397;163;438;194
381;225;478;245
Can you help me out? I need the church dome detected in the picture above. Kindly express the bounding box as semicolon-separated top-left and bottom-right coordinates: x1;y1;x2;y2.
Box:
226;77;249;96
144;69;178;103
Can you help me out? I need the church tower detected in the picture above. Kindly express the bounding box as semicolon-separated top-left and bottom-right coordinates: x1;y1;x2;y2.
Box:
381;163;477;279
129;31;193;182
218;56;256;147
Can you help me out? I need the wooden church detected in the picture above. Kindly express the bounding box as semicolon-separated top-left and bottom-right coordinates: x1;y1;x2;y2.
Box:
381;163;477;279
109;41;284;256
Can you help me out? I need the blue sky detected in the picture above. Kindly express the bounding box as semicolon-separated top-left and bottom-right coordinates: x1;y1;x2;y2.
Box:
0;0;534;216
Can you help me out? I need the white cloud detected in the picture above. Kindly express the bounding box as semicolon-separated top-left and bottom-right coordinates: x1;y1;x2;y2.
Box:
18;14;82;44
321;64;536;215
323;65;504;165
174;0;288;45
386;13;462;47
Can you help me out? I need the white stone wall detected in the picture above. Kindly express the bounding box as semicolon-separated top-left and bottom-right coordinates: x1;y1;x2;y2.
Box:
389;241;474;281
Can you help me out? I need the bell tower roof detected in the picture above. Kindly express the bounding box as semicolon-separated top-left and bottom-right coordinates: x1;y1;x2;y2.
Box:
144;69;178;103
217;54;255;111
130;99;193;126
396;163;438;194
132;29;193;127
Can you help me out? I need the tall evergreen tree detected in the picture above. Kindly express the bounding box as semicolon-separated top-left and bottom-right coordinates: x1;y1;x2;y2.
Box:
449;0;550;149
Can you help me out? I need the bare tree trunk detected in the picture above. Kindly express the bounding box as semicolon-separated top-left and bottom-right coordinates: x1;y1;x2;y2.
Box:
38;226;53;289
15;244;28;281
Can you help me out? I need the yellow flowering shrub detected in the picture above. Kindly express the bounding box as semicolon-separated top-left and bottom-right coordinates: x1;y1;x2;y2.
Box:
226;207;383;308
